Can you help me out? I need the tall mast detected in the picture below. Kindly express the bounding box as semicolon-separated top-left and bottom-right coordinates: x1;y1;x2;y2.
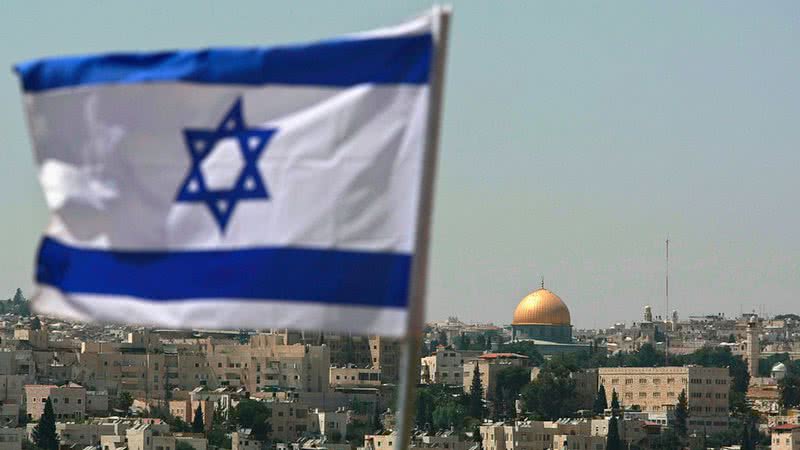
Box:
665;238;669;365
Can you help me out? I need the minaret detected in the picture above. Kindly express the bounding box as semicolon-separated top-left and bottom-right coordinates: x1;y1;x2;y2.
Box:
644;305;653;322
745;316;760;378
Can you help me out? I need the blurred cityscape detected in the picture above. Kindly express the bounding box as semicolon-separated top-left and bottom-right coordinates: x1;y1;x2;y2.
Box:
0;286;798;449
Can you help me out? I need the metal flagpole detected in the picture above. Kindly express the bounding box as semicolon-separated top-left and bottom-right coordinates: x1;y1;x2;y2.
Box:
394;6;452;450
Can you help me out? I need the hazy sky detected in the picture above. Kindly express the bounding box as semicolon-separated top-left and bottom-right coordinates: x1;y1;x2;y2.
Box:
1;2;798;329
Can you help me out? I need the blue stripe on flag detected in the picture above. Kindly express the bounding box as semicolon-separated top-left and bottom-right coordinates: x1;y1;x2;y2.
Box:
15;34;432;93
36;238;412;308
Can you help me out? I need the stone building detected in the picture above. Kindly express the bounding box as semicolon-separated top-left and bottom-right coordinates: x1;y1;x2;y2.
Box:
772;424;800;450
330;366;381;388
0;428;22;450
462;353;530;400
420;346;477;385
25;383;86;421
597;366;730;433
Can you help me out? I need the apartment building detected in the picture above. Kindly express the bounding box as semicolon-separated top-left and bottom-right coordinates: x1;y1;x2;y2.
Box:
76;350;169;399
0;375;26;406
330;366;381;388
420;346;479;385
462;353;530;400
232;429;263;450
773;424;800;450
206;337;330;393
25;383;86;420
268;400;314;443
125;422;207;450
368;337;400;384
168;399;213;431
0;428;22;450
597;366;730;433
481;418;646;450
312;408;348;440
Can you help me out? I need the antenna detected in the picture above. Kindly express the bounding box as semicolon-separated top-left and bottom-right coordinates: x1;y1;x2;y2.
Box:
665;238;670;366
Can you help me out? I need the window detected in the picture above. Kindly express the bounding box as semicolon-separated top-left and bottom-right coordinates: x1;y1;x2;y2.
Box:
625;378;633;385
77;399;82;404
64;398;69;404
639;378;647;384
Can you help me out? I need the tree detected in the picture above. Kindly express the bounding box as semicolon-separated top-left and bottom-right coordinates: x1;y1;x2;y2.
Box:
175;442;195;450
610;389;620;417
472;423;483;449
740;422;754;450
118;391;133;414
496;341;544;366
493;366;530;420
674;389;689;437
13;288;25;304
593;385;608;415
521;360;577;420
651;429;681;450
234;400;271;442
32;397;59;450
207;410;231;449
606;415;622;450
437;330;448;347
192;403;205;433
432;401;465;432
468;363;485;419
779;373;800;409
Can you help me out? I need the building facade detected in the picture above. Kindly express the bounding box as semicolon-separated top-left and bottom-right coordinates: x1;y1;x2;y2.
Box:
597;366;730;433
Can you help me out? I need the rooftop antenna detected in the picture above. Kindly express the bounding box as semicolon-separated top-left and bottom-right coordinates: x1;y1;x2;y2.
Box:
541;276;545;289
665;237;670;366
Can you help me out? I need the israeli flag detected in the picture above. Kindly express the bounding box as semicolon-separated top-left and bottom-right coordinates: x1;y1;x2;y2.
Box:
15;12;441;336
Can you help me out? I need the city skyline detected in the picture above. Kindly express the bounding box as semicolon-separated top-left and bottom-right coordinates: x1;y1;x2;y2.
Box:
1;2;799;330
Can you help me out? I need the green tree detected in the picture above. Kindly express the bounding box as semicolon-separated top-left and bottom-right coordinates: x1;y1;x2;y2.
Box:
521;360;577;420
13;288;25;304
468;363;485;419
32;398;59;450
759;352;790;377
472;423;483;449
674;389;689;437
118;391;133;414
779;373;800;409
606;415;622;450
496;341;544;366
175;441;195;450
740;422;754;450
437;330;448;347
432;401;466;432
632;343;661;367
493;366;530;420
207;403;231;448
651;429;681;450
234;400;271;442
593;385;608;415
610;389;620;417
192;404;205;433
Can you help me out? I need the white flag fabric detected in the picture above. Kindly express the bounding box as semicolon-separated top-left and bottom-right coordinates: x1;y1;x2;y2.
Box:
15;13;436;336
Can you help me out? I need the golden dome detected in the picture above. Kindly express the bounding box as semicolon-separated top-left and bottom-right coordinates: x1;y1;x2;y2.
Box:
512;288;571;326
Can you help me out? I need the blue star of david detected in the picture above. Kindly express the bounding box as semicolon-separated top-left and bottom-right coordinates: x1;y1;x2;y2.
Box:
175;98;276;232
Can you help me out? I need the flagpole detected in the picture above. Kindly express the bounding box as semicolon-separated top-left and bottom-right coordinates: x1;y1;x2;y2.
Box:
394;5;451;450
